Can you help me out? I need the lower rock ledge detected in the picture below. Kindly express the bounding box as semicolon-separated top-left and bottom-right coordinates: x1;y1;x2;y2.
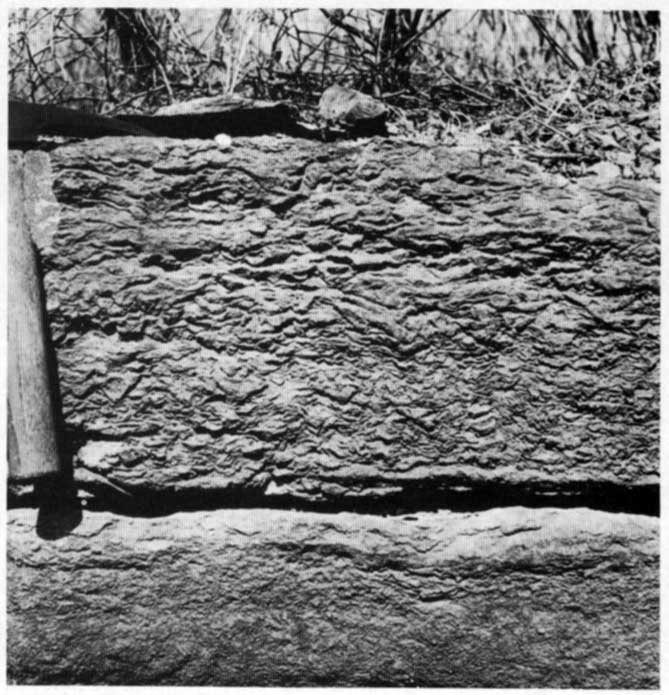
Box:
7;506;658;687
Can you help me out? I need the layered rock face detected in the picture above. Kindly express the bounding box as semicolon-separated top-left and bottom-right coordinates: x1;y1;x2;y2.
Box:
8;507;658;687
7;138;659;686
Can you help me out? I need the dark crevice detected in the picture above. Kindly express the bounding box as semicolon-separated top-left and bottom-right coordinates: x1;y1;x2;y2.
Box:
140;253;181;271
170;247;204;263
9;479;659;520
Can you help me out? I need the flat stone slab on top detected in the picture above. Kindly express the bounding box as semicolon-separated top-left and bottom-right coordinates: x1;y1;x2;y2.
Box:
118;95;300;138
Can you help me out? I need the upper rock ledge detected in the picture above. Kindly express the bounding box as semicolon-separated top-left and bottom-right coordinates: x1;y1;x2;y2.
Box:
10;138;658;505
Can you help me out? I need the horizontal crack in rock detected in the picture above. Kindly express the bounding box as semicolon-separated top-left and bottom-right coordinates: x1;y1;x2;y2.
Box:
8;479;659;518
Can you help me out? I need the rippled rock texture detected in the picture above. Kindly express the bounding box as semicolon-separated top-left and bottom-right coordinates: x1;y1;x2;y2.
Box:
7;139;659;686
17;137;659;505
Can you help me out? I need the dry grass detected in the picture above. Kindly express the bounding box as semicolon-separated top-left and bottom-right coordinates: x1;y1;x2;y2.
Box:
8;9;659;111
7;9;659;181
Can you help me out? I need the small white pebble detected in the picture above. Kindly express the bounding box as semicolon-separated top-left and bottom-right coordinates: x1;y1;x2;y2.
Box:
215;133;232;150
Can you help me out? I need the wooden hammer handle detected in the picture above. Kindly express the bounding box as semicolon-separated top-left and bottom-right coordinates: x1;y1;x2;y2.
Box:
8;154;61;480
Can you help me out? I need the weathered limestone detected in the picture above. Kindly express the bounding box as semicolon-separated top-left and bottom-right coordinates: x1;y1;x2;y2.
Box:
7;506;659;686
7;138;658;687
15;137;658;503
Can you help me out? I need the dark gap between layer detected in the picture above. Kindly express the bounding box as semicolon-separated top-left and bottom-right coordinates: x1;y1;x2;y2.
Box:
8;477;659;519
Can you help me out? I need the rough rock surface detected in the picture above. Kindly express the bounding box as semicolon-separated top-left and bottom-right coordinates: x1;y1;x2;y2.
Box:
7;506;659;687
7;138;659;688
18;137;657;505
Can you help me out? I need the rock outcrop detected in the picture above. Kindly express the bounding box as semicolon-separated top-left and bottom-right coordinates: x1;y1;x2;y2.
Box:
7;506;659;686
7;137;659;686
15;137;658;506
